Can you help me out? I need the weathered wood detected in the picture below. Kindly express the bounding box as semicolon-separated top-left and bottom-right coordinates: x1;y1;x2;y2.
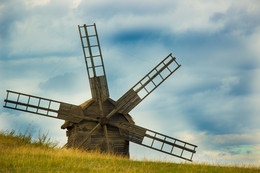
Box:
89;76;109;101
62;98;133;156
116;89;142;114
58;103;84;123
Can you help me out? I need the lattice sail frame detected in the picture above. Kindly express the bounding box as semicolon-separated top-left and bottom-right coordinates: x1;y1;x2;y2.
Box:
115;53;181;115
4;90;86;123
4;90;61;118
78;24;109;101
112;122;197;161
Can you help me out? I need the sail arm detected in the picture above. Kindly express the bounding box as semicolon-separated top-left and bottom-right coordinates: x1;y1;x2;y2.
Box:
78;24;109;101
110;122;197;162
115;53;181;114
4;90;61;118
3;90;97;123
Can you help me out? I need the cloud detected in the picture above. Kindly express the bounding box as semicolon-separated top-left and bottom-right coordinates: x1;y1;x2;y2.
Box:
39;73;81;92
193;132;260;165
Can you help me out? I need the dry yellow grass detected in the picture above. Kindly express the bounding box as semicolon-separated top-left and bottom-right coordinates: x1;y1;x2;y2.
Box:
0;131;259;173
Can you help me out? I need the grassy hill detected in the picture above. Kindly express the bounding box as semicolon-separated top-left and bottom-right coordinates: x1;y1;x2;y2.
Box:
0;130;259;173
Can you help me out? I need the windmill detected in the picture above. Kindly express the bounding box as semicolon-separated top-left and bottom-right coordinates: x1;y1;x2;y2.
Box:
3;23;197;161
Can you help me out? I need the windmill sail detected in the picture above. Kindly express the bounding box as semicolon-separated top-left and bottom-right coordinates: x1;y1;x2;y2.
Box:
3;90;85;123
111;122;197;162
116;53;181;115
78;23;109;102
78;23;111;151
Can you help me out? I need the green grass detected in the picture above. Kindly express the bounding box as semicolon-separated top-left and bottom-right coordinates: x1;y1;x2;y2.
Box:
0;130;259;173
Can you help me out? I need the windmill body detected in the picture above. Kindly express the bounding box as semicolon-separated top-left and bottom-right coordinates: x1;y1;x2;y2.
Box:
3;23;197;161
61;98;134;156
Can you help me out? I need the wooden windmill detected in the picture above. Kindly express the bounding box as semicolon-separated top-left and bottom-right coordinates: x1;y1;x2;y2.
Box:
3;23;197;161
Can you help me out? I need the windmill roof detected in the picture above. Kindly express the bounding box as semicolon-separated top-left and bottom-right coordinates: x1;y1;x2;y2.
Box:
61;98;135;129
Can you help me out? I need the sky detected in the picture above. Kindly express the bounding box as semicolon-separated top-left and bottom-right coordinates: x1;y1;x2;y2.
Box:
1;0;260;166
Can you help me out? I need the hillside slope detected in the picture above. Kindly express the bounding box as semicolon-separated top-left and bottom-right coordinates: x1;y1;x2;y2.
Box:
0;131;259;173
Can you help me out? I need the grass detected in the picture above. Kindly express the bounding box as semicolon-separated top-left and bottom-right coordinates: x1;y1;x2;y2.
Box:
0;130;259;173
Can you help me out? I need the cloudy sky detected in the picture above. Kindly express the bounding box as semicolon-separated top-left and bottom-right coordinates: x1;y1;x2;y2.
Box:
1;0;260;165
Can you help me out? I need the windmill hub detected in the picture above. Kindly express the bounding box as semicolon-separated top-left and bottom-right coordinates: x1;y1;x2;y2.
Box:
99;117;108;125
3;23;197;162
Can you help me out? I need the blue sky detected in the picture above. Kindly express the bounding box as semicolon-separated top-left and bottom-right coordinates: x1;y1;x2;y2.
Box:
1;0;260;165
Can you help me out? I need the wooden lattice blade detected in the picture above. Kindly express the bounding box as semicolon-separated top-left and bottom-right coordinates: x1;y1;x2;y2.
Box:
115;53;181;115
78;24;109;101
110;122;197;162
3;90;89;123
58;103;85;123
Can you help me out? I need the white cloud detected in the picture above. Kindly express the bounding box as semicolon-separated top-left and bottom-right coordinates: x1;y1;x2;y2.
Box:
193;132;260;165
24;0;50;8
